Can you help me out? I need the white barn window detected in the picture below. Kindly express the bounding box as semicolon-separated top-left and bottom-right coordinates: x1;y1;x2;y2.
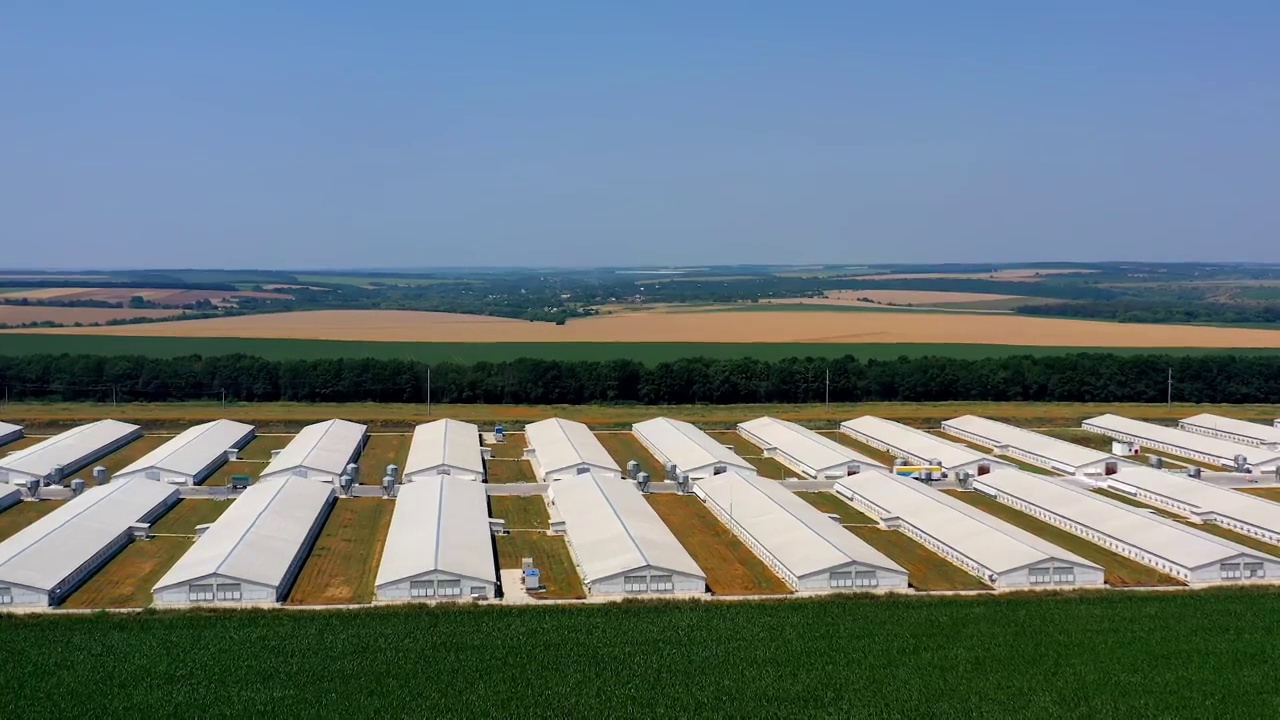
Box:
189;584;214;602
623;575;649;593
1244;562;1265;579
829;571;853;588
438;579;462;597
409;580;434;598
216;583;242;601
1052;568;1075;585
1220;563;1242;580
1029;568;1051;585
650;574;674;591
853;571;878;588
0;586;11;604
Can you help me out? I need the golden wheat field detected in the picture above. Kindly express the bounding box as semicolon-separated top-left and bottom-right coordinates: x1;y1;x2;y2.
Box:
10;308;1280;347
766;289;1025;305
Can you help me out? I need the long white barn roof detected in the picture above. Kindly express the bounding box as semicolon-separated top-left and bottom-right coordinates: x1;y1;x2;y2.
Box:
942;415;1116;470
975;470;1277;570
376;477;496;587
261;419;367;477
549;472;703;582
1083;414;1280;467
839;470;1100;574
1110;467;1280;535
633;417;754;473
738;417;885;472
0;478;177;592
403;419;484;476
841;416;999;470
524;418;618;475
0;422;21;442
0;419;140;476
117;420;255;478
154;477;335;590
696;470;904;578
1180;414;1280;447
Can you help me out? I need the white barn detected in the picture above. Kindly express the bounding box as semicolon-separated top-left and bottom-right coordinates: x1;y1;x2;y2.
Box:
523;418;620;481
375;477;496;601
547;472;705;595
737;416;885;479
1082;414;1280;472
0;419;141;485
1178;414;1280;450
259;419;368;483
633;417;755;480
941;415;1128;476
0;485;21;514
0;422;22;448
695;470;908;592
113;419;256;486
840;416;1009;476
403;419;486;482
152;477;336;605
973;469;1280;585
836;470;1104;589
0;478;179;606
1107;467;1280;544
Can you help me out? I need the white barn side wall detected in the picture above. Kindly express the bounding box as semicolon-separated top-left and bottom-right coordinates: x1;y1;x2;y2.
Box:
376;571;496;602
972;481;1279;586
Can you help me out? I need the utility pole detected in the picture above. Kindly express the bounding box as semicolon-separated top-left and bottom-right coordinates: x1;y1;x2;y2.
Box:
1167;367;1173;406
825;368;830;412
221;388;226;409
112;385;117;408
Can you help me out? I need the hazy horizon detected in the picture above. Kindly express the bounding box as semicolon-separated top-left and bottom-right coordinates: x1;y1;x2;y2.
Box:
2;4;1277;269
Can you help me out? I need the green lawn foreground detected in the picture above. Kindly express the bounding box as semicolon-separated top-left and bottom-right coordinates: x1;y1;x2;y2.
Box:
2;590;1280;716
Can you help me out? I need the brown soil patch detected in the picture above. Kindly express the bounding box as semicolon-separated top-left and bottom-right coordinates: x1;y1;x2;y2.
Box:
17;308;1280;347
0;306;184;324
62;536;194;608
827;289;1023;303
287;498;394;604
646;494;790;595
863;268;1096;281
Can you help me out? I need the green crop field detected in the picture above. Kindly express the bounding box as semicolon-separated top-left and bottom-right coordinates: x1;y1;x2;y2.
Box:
2;333;1278;363
3;590;1280;716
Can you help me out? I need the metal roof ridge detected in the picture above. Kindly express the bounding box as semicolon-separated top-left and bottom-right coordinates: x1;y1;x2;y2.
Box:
589;473;651;568
734;473;853;564
898;477;1054;557
1000;473;1251;562
210;477;293;576
431;477;447;571
122;421;220;473
0;422;99;466
0;479;132;569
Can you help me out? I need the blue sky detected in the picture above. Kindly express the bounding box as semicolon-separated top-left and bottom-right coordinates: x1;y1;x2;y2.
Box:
1;2;1276;269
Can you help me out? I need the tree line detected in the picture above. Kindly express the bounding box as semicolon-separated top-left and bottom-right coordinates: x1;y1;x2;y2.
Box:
1017;300;1280;325
1;352;1278;404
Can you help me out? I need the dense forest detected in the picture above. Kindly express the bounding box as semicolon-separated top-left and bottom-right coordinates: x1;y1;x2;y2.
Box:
1;352;1278;404
1017;300;1280;325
